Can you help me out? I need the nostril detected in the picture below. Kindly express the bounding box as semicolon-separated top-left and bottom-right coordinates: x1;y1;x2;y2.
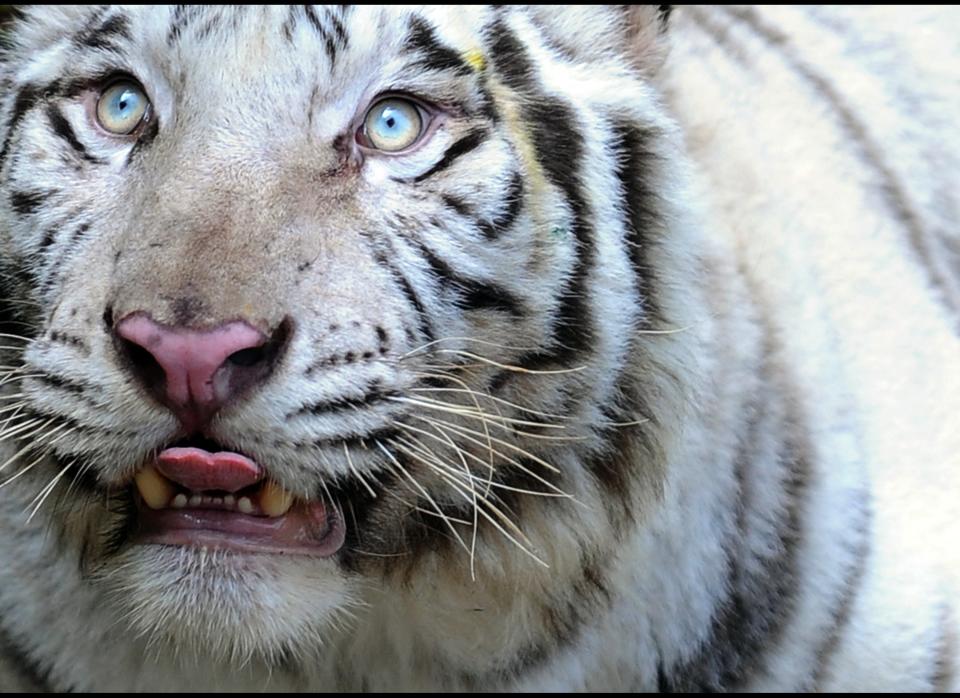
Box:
117;336;166;387
227;346;266;368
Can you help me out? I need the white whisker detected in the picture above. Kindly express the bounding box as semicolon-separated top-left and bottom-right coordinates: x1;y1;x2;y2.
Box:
400;335;541;360
427;349;586;375
343;442;377;498
375;440;470;556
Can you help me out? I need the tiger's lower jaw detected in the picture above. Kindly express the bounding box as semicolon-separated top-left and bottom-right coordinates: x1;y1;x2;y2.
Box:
97;541;356;664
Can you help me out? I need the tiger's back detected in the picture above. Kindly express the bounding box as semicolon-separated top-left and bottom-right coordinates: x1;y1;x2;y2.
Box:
0;5;957;691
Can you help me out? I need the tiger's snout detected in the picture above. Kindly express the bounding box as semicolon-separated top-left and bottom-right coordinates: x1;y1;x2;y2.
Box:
113;312;292;432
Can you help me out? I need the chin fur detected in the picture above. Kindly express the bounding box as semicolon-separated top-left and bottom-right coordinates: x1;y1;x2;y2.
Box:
92;545;358;667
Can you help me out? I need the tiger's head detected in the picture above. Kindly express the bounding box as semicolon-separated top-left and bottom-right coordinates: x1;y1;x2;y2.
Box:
0;5;702;673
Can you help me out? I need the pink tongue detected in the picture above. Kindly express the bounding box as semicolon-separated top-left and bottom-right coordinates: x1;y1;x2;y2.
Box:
156;447;262;492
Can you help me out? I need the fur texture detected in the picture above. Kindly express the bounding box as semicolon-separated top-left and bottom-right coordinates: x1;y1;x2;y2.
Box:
0;5;957;691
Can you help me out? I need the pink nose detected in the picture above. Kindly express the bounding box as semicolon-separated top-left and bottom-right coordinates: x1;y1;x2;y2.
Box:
115;313;271;431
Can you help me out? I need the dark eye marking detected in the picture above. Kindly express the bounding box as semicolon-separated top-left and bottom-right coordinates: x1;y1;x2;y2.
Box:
393;128;487;185
404;16;472;76
45;104;104;165
75;13;132;51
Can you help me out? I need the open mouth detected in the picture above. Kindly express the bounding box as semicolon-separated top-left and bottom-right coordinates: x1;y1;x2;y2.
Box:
132;438;345;557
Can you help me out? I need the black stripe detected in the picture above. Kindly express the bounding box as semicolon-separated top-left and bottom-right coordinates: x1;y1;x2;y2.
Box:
487;19;596;372
76;13;131;50
0;83;44;168
455;547;617;688
303;5;337;64
441;194;471;217
330;466;400;572
486;18;534;92
408;237;525;317
477;82;501;124
406;129;487;184
167;5;203;46
404;16;472;75
521;98;593;362
40;226;58;251
0;257;38;340
810;497;871;689
69;222;91;246
657;318;813;691
46;104;102;164
196;13;223;42
367;240;435;344
477;171;524;240
326;7;349;47
293;386;401;417
10;190;48;216
281;7;297;42
303;5;324;34
32;372;94;396
0;622;55;691
658;5;673;24
49;330;89;352
41;220;92;303
58;454;105;497
612;121;664;328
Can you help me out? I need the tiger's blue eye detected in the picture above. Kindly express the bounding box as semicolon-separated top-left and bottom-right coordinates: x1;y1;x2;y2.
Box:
96;81;149;135
362;98;423;152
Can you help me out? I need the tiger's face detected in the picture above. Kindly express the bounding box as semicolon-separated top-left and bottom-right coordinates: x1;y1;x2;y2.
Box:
0;6;683;667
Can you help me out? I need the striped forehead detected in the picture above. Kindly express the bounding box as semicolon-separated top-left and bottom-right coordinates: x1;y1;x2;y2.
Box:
54;6;491;78
16;6;493;127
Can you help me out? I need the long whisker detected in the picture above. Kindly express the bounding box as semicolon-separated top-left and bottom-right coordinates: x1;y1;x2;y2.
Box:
0;373;43;388
409;383;571;423
0;418;48;453
391;425;483;578
343;442;377;499
392;432;569;500
426;349;586;375
374;440;470;556
0;422;75;489
0;448;49;490
26;458;74;522
400;336;541;360
395;421;570;500
389;436;547;569
391;395;568;432
406;413;562;474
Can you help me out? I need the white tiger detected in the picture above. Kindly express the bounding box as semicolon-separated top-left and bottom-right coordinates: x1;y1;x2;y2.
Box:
0;4;958;691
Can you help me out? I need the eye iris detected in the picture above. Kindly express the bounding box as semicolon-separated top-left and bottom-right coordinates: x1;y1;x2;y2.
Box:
97;82;148;134
364;99;422;152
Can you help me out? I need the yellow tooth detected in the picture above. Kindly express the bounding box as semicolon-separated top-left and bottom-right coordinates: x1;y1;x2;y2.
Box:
135;467;175;510
259;480;294;517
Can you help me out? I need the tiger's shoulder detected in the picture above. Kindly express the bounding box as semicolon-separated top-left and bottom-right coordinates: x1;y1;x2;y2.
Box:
663;6;960;690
